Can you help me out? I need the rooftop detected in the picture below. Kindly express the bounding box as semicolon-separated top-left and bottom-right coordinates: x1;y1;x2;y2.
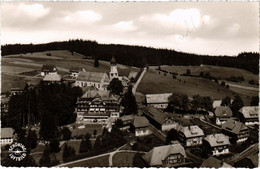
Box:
41;64;57;72
178;125;204;138
142;144;186;166
43;74;62;81
1;128;14;139
76;71;109;83
222;119;249;134
133;116;149;128
239;106;259;119
204;133;230;147
146;93;172;104
201;157;232;168
214;106;233;118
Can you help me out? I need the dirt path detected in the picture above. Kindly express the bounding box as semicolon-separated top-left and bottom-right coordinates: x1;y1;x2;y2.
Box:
132;68;147;95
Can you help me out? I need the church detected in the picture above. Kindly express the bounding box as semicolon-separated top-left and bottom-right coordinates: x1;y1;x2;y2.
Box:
75;56;130;90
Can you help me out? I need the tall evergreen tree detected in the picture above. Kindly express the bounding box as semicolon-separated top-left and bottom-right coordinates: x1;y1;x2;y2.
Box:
121;86;137;115
39;145;51;167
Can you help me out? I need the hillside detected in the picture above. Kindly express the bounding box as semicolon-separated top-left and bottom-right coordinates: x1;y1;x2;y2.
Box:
1;50;138;92
2;40;259;74
137;67;258;105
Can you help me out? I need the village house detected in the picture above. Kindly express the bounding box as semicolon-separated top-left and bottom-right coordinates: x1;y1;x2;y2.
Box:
213;99;233;109
142;143;187;167
69;67;86;78
76;90;120;124
221;119;250;143
75;71;110;90
214;106;233;126
177;125;204;147
142;106;178;131
200;157;233;168
203;133;230;156
146;93;172;109
133;116;150;136
41;64;57;76
238;106;259;126
42;74;62;84
1;128;14;146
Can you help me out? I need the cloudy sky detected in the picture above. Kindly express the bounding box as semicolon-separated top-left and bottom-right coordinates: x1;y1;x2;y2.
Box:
1;2;259;56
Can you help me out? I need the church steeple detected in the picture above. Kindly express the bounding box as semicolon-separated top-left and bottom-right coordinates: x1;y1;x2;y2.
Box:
110;56;116;65
110;56;118;79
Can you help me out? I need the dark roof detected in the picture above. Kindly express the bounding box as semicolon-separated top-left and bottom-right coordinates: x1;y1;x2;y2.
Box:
110;56;116;65
214;106;233;118
142;106;173;125
222;119;248;134
200;157;232;168
41;64;57;72
133;116;149;128
142;144;186;166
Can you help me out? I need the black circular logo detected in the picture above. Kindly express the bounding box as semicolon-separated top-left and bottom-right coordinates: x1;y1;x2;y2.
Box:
8;142;27;161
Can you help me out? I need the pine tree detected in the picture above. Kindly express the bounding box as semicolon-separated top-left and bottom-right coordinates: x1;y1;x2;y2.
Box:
79;133;92;153
94;58;99;67
39;145;51;167
62;143;75;161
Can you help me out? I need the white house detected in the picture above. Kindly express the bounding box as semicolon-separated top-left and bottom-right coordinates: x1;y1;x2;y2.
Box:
133;116;150;137
177;125;204;147
41;65;57;76
214;106;233;126
239;106;259;126
204;133;230;156
1;128;14;146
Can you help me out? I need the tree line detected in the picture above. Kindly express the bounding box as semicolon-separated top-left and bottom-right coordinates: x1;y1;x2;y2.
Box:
1;39;259;74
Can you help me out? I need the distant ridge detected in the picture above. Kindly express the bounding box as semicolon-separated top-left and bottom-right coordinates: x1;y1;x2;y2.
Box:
1;39;259;74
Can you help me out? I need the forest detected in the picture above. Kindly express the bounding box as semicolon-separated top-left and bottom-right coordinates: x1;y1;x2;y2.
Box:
1;39;259;74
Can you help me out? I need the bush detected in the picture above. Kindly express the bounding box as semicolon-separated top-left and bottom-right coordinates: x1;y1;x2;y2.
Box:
49;139;60;153
249;79;256;85
226;84;229;89
221;81;226;86
61;127;72;141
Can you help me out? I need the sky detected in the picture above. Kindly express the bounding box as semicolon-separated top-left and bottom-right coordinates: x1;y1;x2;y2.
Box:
1;2;259;56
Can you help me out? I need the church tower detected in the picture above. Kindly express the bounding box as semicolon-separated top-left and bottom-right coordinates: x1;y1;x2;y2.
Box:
110;56;118;79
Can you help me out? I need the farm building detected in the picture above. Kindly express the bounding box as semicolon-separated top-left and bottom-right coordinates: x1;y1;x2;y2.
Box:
41;64;57;76
203;133;230;156
214;106;233;126
142;143;187;167
142;106;178;131
238;106;259;126
146;93;172;109
221;119;250;143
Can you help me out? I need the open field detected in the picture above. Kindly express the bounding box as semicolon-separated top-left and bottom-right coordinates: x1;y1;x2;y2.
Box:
112;152;146;167
151;65;259;83
65;154;109;167
137;69;256;105
2;50;139;93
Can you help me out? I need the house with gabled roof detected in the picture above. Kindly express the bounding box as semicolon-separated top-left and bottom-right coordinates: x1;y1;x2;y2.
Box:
142;106;178;131
1;128;14;146
214;106;233;126
41;64;57;76
142;143;187;167
221;119;249;143
76;89;120;124
133;116;150;136
177;125;204;147
146;93;172;109
234;151;258;168
238;106;259;126
75;71;110;90
203;133;230;156
69;67;86;78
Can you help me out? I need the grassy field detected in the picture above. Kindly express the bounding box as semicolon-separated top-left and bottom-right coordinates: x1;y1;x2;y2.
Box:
69;123;103;138
65;154;109;167
1;50;139;93
137;69;256;105
113;152;146;167
152;65;259;83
